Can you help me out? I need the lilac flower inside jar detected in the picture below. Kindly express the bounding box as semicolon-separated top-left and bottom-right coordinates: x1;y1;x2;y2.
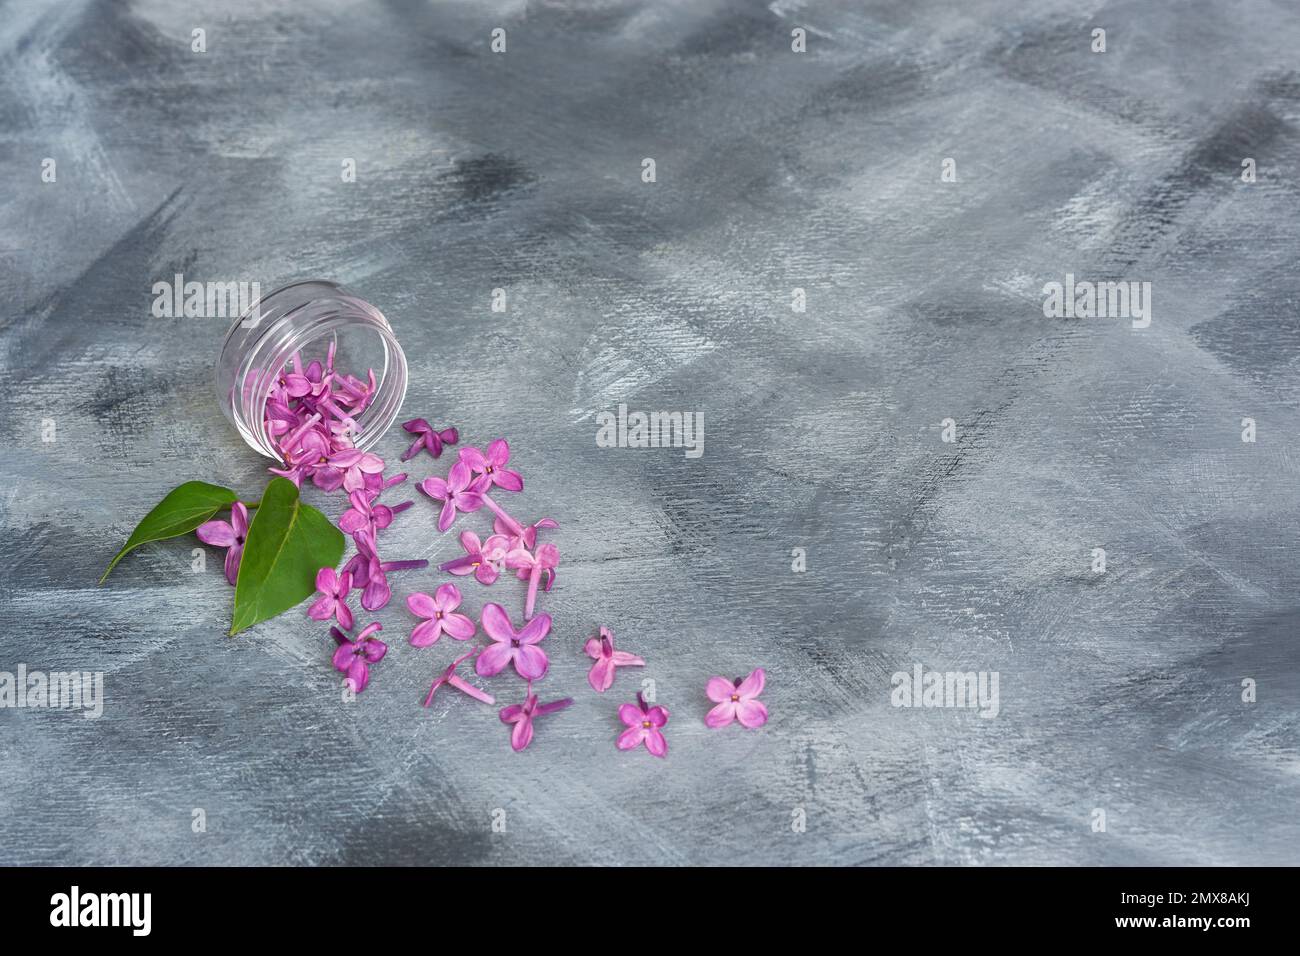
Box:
214;280;408;463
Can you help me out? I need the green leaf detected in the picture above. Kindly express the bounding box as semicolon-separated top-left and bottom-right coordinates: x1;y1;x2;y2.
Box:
230;477;344;635
100;481;238;583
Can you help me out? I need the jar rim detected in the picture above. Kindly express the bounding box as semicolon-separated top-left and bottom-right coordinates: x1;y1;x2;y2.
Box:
216;278;345;371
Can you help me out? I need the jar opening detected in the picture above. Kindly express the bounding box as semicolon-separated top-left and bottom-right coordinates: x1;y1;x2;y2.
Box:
215;282;408;462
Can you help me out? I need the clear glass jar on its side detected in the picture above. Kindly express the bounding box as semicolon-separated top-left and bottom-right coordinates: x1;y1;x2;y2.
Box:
214;280;408;462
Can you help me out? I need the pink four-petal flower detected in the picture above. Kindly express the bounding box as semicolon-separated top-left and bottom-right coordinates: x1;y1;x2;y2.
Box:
475;603;551;680
506;541;560;618
195;501;250;586
439;530;511;585
307;566;355;631
424;646;495;707
494;516;558;551
499;681;573;752
331;622;386;694
460;439;523;493
418;460;485;532
343;529;391;611
406;583;476;646
328;448;386;493
337;489;394;536
584;626;645;692
617;692;669;757
401;419;459;462
705;668;768;728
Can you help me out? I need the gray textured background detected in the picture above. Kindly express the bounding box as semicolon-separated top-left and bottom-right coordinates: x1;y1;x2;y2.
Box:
2;0;1298;866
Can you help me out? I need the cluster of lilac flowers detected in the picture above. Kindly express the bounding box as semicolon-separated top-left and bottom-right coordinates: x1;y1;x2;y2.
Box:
200;350;442;678
262;343;384;492
400;433;768;755
410;438;575;749
198;351;768;756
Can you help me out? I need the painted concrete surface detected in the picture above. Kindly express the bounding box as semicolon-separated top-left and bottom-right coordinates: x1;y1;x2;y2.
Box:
1;0;1298;865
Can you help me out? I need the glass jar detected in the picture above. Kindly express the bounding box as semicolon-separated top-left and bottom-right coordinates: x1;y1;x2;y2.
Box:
215;280;408;462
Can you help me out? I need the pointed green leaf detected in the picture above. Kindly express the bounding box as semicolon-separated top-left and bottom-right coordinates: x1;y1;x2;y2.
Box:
100;481;238;583
230;477;344;635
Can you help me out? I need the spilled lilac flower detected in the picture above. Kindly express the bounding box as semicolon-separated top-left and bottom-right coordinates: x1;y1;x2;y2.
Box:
307;566;354;631
584;626;645;693
439;530;511;585
406;584;476;646
494;516;558;551
258;345;384;491
401;420;459;462
362;469;409;498
460;439;523;493
331;622;386;694
328;449;386;493
343;529;428;612
499;681;573;752
195;501;250;586
617;692;669;758
424;647;495;707
507;542;560;619
478;493;525;539
418;460;484;532
475;603;551;680
343;531;389;611
337;489;395;536
705;668;768;729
